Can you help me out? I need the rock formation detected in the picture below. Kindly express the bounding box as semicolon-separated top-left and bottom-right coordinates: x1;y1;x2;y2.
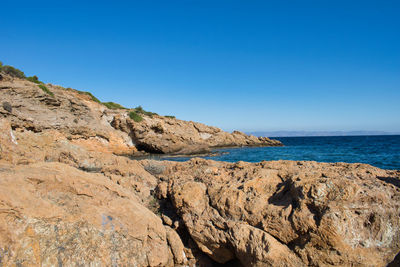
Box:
111;115;282;155
0;69;399;266
0;73;281;157
156;159;400;266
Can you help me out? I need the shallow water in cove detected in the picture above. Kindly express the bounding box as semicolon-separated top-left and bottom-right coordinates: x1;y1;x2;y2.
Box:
163;135;400;170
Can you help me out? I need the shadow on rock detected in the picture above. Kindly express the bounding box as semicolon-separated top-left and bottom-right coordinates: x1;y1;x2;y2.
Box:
378;176;400;188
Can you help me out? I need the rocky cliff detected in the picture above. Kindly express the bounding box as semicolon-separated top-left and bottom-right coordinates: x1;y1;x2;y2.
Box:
0;73;282;157
0;69;399;266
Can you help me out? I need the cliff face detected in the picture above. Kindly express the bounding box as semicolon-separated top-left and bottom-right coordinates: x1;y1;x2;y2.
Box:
1;72;399;266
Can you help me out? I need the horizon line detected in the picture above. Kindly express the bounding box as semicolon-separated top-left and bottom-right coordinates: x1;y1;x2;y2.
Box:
243;130;400;138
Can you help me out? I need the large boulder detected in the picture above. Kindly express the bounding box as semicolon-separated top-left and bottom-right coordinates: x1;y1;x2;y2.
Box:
162;159;400;266
0;161;178;266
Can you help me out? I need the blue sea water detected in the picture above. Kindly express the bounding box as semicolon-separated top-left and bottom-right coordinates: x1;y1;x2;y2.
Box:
165;135;400;170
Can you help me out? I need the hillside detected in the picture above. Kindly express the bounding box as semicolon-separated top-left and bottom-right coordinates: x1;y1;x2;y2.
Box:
0;65;282;157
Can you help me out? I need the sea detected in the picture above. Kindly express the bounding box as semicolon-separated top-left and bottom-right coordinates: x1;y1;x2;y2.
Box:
163;135;400;170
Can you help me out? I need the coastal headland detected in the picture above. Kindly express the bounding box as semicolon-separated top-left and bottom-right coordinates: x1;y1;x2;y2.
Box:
0;67;399;266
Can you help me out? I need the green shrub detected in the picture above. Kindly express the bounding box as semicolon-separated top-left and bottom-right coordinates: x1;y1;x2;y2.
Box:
1;65;26;79
84;92;100;103
129;111;143;122
26;75;41;84
63;88;101;103
135;105;145;113
165;115;175;119
38;84;54;96
102;102;127;110
78;91;101;103
135;105;158;117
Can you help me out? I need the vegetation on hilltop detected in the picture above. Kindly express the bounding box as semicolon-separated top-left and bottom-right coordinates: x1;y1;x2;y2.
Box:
134;105;158;117
0;64;26;79
65;88;101;103
0;61;175;119
102;102;127;109
129;111;143;122
82;91;101;103
26;75;43;84
38;84;54;96
0;62;54;96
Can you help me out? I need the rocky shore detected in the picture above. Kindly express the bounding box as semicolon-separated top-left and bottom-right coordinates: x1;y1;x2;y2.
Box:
1;71;399;266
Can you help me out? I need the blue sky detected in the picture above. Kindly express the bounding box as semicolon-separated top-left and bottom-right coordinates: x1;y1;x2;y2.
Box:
2;0;399;132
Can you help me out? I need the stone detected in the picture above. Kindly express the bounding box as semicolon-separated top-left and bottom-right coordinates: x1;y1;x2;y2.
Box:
163;159;400;266
155;181;169;199
0;118;17;161
165;226;187;264
2;101;12;113
229;223;305;266
112;113;282;155
0;161;174;266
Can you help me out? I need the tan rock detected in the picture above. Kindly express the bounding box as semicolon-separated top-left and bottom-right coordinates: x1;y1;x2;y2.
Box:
0;161;173;266
0;76;136;156
165;226;187;264
113;112;282;155
0;118;17;162
156;181;169;199
229;223;305;266
164;159;400;266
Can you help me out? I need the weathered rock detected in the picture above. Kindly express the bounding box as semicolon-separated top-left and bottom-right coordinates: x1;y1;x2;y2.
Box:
111;113;282;155
0;118;18;162
229;223;305;266
0;161;174;266
165;225;187;264
2;101;12;113
0;76;136;155
163;159;400;266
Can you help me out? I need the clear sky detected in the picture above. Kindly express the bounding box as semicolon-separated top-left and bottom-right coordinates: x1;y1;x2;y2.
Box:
2;0;399;132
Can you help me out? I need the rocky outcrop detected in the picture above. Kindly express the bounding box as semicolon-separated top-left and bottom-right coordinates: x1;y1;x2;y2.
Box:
0;161;176;266
0;118;190;266
0;73;282;157
111;115;282;155
0;75;137;155
154;159;400;266
2;136;399;267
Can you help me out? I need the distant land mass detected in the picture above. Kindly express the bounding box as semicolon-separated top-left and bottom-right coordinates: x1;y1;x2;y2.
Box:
248;131;400;137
